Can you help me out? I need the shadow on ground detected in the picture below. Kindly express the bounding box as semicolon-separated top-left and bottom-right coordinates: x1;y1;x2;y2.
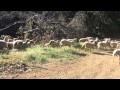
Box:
92;51;111;56
71;52;87;57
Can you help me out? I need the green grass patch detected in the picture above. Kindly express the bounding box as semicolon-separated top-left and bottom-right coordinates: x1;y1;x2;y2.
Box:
0;45;87;64
24;45;86;62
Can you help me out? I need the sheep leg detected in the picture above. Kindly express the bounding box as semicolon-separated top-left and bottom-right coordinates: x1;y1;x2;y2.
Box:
85;46;88;51
88;47;90;51
12;44;15;50
81;44;84;49
87;48;91;52
60;44;62;48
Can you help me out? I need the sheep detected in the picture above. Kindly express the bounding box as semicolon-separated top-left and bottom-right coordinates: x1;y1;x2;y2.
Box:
8;39;13;42
4;37;25;50
45;40;60;47
5;38;14;49
67;38;77;42
12;39;31;50
89;39;94;42
86;37;94;40
116;43;120;49
1;35;12;42
79;37;98;47
110;40;118;49
6;41;14;50
93;37;99;45
21;39;30;49
60;39;76;47
13;38;18;41
116;41;120;43
3;36;9;42
27;39;35;47
113;49;120;64
104;38;111;41
44;42;50;47
0;36;10;50
0;36;13;50
5;39;22;50
97;42;106;50
0;40;7;50
81;40;96;51
79;37;96;44
79;38;89;42
13;39;24;49
97;39;111;50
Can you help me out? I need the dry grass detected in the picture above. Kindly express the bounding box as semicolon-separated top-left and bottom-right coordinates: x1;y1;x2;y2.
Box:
1;49;120;79
12;52;120;79
1;45;120;79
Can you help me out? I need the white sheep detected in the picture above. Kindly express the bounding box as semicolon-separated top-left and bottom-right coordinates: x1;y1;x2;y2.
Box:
97;39;111;50
67;38;77;42
103;38;111;41
79;37;96;43
93;37;99;45
22;39;30;49
113;49;120;64
116;43;120;48
27;39;35;47
0;36;9;50
79;38;89;42
8;39;13;42
86;37;94;40
45;40;60;47
0;40;7;50
12;39;31;50
82;37;99;51
110;41;118;49
6;38;14;49
60;39;76;47
6;41;14;49
13;40;24;49
82;40;96;50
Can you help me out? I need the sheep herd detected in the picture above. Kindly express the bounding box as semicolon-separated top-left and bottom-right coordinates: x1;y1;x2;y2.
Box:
45;38;77;47
0;35;34;51
45;37;120;51
1;35;120;52
0;35;120;55
1;35;120;64
45;37;120;64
